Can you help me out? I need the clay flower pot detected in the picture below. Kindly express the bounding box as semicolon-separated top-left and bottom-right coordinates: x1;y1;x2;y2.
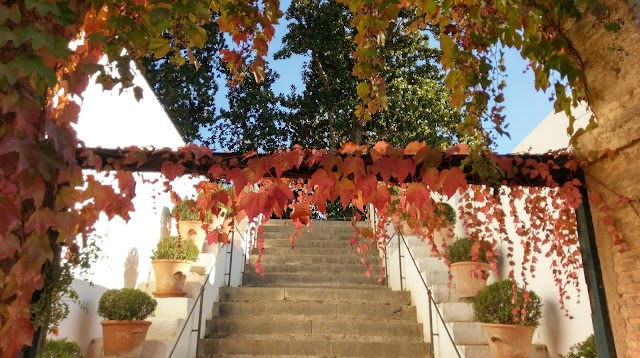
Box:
450;261;490;299
101;320;152;357
151;259;193;297
430;226;455;257
177;221;206;252
481;323;535;358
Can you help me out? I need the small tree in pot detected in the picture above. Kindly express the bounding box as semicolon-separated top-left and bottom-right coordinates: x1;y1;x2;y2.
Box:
150;236;199;297
447;237;493;299
98;288;157;357
473;279;543;358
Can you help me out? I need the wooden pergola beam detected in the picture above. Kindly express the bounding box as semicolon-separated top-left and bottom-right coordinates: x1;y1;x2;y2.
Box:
77;147;578;187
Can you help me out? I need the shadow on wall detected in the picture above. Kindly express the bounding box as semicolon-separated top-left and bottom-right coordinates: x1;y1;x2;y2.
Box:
123;248;139;289
52;279;109;354
160;206;172;239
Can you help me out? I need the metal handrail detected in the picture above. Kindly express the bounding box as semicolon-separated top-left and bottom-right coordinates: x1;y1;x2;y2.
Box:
167;226;234;358
383;227;462;358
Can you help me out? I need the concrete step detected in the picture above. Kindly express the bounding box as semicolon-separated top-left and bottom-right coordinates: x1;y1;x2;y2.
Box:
455;344;549;358
199;338;429;357
218;287;411;305
263;238;353;248
447;322;486;345
254;246;379;257
430;284;459;304
416;257;448;273
146;318;185;340
191;253;217;275
154;297;194;319
212;301;417;321
263;231;356;241
438;302;474;322
207;317;423;338
206;332;422;343
250;254;380;265
243;272;385;287
249;262;376;275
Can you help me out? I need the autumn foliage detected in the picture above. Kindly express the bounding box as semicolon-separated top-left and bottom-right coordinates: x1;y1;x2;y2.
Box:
0;0;628;356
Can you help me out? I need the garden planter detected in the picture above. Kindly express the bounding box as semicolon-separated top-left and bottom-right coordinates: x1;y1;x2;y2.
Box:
430;226;454;257
101;320;151;357
481;323;535;358
177;220;206;251
450;261;490;298
151;259;192;297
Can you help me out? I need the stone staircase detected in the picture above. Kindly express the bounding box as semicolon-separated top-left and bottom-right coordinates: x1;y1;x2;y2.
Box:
199;221;431;357
402;237;550;358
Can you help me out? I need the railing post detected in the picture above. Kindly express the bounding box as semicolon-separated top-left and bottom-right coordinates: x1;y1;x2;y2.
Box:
397;231;404;291
428;290;435;358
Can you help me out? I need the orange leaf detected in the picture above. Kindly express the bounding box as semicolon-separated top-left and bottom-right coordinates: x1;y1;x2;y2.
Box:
336;178;356;209
291;203;311;225
160;161;185;181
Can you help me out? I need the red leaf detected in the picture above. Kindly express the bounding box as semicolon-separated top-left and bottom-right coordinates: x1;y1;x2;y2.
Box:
226;167;252;194
371;141;391;160
415;146;442;168
406;183;430;210
238;191;269;221
343;156;366;178
25;208;56;235
160;161;185;181
268;181;294;216
0;195;20;242
405;141;426;154
372;158;393;183
393;158;416;183
291;203;311;225
336;178;356;208
439;167;467;197
356;174;379;203
115;171;136;197
370;186;391;212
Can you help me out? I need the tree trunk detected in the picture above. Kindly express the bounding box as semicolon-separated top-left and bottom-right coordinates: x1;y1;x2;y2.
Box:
563;2;640;357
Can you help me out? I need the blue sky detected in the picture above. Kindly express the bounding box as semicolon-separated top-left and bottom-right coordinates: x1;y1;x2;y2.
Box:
216;1;555;154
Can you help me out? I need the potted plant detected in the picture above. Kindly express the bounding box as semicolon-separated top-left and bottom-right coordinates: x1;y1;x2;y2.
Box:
172;198;212;252
150;236;199;297
98;288;157;357
430;201;457;256
473;279;543;358
447;237;492;298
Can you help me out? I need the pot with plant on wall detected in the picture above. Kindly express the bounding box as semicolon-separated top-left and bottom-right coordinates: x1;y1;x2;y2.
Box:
150;236;199;298
98;288;157;357
430;201;457;256
172;198;213;252
447;237;493;299
473;279;543;358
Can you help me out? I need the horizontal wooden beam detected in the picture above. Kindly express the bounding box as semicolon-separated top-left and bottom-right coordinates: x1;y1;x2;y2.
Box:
77;147;578;187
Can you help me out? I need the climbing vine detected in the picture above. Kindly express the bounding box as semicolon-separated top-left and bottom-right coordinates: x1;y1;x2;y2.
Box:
0;0;634;356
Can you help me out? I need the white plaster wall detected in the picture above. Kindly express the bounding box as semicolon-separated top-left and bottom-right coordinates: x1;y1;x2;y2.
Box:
54;62;192;353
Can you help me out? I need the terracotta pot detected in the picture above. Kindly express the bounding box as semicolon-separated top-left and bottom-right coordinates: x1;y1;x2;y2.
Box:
177;220;206;251
429;226;455;257
220;217;233;235
151;259;192;297
450;262;490;299
101;320;151;357
481;323;536;358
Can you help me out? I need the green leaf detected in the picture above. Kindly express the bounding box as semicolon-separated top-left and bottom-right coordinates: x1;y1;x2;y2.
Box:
25;0;60;17
150;7;171;24
357;82;369;98
0;26;16;48
604;22;620;33
149;37;171;59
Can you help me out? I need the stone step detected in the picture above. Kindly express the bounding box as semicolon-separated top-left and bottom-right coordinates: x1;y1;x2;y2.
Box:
250;254;380;265
199;338;429;357
206;333;422;343
264;220;368;229
212;301;417;321
243;272;385;287
455;344;549;358
249;262;377;275
263;231;357;241
218;287;410;305
253;246;378;257
438;302;474;322
207;317;423;338
263;238;353;248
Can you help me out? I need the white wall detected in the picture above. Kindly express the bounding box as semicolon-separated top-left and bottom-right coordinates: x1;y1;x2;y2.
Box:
54;62;189;352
